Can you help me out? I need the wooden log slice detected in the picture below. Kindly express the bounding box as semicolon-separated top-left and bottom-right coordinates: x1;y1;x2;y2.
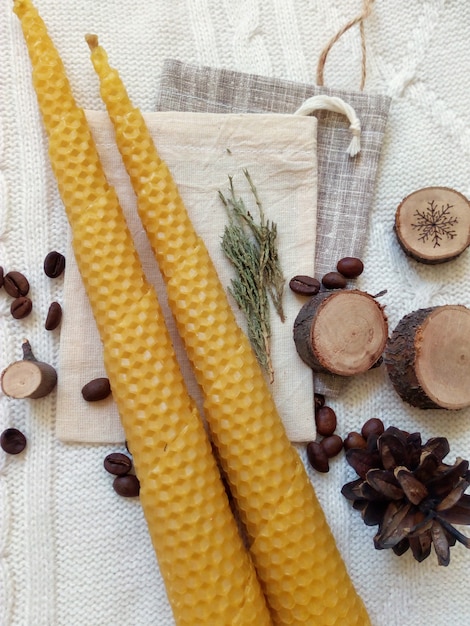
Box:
293;289;388;376
1;359;57;399
384;305;470;409
395;187;470;264
1;340;57;399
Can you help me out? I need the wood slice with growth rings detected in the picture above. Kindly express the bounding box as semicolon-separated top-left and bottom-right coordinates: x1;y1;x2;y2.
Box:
293;289;388;376
1;340;57;399
395;187;470;264
384;305;470;409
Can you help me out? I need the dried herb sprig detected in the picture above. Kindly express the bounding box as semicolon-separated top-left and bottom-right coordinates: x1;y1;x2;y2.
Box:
219;169;285;383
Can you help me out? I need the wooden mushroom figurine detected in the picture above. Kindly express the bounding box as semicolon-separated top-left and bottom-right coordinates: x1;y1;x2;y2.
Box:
384;305;470;409
293;289;388;377
395;187;470;264
1;340;57;399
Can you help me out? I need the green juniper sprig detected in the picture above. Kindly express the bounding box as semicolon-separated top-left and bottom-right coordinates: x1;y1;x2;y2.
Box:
219;169;285;383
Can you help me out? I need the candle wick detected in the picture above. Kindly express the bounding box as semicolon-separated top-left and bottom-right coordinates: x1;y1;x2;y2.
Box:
85;33;99;50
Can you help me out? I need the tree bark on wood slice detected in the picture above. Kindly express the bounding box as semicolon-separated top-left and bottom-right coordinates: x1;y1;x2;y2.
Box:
293;289;388;377
395;187;470;264
384;305;470;409
1;340;57;399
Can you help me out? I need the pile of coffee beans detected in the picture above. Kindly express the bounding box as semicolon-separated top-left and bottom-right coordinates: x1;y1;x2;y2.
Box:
103;450;140;498
306;394;343;473
0;428;27;455
1;269;33;319
0;251;65;327
306;413;386;474
289;256;364;297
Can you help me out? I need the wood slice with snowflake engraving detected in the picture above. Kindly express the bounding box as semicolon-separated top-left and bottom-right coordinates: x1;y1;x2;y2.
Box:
395;187;470;264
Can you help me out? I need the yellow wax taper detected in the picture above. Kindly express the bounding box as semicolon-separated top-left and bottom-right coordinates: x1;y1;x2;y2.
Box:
87;35;372;626
13;2;273;624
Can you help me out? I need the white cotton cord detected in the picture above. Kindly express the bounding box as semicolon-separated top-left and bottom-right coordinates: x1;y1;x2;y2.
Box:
294;95;362;157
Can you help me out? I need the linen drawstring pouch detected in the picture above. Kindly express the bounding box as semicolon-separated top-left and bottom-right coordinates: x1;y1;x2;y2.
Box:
56;97;362;444
154;9;391;397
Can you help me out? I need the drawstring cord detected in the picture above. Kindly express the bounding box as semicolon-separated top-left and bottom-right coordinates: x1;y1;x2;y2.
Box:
294;94;362;157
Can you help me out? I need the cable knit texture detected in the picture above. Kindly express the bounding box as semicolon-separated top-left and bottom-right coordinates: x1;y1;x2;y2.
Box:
1;1;470;625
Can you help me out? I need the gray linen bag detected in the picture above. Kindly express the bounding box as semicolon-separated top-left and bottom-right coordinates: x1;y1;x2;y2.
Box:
155;59;391;396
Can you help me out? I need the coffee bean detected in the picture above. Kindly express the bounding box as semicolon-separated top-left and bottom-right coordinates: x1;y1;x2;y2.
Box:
81;377;112;402
44;251;66;278
306;441;329;473
113;474;140;497
314;393;325;411
321;271;347;290
4;271;30;297
10;296;33;319
45;301;62;330
343;431;368;451
336;257;364;279
289;275;321;296
0;266;4;288
315;406;337;437
1;428;27;454
321;434;343;458
361;417;385;440
104;452;132;476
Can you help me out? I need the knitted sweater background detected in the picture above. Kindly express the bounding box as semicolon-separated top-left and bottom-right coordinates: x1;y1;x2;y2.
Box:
1;1;470;625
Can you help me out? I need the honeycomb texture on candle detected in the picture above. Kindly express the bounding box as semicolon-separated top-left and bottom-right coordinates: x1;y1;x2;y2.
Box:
89;39;371;626
13;1;273;624
101;293;270;623
68;205;273;623
14;1;76;131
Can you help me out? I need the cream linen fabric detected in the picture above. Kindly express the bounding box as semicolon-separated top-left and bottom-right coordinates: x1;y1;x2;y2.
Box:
3;2;470;626
55;110;318;443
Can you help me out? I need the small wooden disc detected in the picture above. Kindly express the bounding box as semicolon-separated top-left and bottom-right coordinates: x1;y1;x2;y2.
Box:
1;358;57;399
395;187;470;264
1;361;44;398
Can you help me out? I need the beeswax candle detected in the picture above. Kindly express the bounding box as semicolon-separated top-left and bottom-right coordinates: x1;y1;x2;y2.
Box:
14;2;273;624
88;36;371;626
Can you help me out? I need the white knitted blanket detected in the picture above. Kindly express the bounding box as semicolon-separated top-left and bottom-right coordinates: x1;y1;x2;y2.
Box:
1;1;470;625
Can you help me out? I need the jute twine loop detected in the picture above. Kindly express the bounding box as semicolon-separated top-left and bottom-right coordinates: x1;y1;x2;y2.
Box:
316;0;375;90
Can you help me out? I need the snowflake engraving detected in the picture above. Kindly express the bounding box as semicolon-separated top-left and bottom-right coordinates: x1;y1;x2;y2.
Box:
412;200;458;247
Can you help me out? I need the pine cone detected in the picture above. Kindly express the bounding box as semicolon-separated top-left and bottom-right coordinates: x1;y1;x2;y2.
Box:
341;426;470;565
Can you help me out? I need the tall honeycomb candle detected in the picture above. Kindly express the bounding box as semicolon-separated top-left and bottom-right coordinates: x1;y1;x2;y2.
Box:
13;2;273;624
88;35;371;626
